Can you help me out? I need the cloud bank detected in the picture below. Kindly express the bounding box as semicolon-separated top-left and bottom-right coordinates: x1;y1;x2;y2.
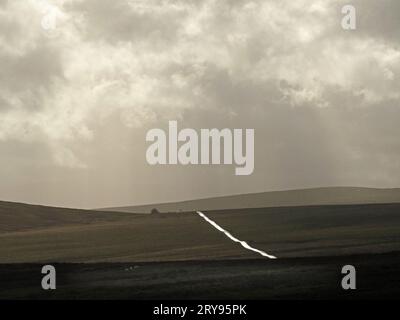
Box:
0;0;399;208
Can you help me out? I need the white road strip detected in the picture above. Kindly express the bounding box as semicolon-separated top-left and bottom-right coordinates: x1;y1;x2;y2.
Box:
196;211;277;259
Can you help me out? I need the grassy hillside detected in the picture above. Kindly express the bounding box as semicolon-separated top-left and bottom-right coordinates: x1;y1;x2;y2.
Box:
0;211;251;263
205;203;400;258
1;196;400;299
101;187;400;213
0;201;136;233
1;201;400;263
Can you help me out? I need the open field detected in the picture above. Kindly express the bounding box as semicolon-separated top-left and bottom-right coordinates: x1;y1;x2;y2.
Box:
204;203;400;258
1;187;400;299
1;202;400;263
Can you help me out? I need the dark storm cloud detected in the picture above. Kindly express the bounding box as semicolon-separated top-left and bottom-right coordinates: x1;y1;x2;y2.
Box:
0;45;63;95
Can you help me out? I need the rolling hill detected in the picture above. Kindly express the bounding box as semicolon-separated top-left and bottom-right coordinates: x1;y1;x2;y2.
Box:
0;188;399;263
1;187;400;299
100;187;400;213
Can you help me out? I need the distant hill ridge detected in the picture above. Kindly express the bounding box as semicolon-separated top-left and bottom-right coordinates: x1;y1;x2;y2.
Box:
101;187;400;213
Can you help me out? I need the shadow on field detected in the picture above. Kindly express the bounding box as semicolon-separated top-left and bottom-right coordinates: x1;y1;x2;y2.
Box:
1;252;399;300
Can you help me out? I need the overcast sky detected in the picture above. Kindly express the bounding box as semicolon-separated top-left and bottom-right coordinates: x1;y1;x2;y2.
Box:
0;0;399;208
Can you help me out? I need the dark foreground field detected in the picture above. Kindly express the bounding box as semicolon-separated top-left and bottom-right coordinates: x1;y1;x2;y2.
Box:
1;252;399;299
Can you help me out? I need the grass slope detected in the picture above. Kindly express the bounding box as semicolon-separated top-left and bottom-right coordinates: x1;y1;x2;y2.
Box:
1;201;400;263
101;187;400;213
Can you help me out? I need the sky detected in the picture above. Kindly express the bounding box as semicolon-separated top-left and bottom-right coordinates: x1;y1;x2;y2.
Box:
0;0;399;208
